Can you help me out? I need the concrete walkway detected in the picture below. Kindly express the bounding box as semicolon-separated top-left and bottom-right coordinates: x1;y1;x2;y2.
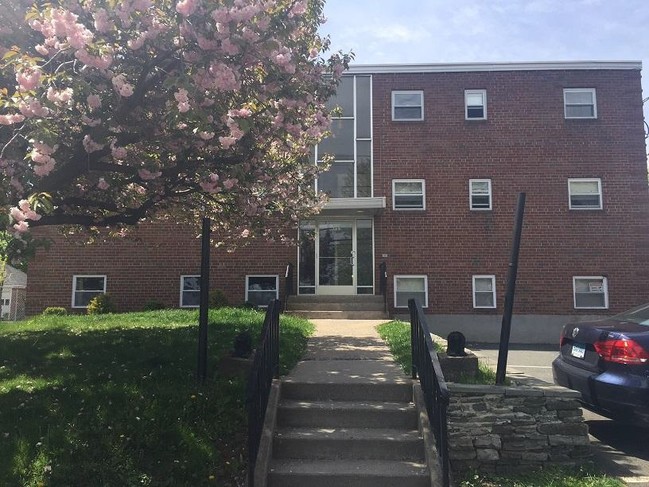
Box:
287;319;409;383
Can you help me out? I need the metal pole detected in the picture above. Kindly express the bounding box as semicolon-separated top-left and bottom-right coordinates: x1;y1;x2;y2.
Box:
197;217;211;384
496;193;526;385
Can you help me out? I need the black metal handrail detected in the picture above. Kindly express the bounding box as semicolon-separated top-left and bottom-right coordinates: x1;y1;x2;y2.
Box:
245;299;281;487
409;298;450;487
379;261;387;313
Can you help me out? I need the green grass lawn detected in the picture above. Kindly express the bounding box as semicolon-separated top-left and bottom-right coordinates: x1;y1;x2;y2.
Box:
0;308;314;487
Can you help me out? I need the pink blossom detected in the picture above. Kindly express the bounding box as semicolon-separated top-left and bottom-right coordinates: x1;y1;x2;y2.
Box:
176;0;198;16
112;74;134;97
219;136;237;149
87;94;101;110
0;114;26;125
241;229;250;237
93;8;114;32
83;135;104;153
16;69;41;91
139;169;162;180
111;142;128;160
289;1;307;17
18;200;30;212
10;207;26;222
97;178;110;190
35;44;50;56
228;108;252;118
221;38;239;55
199;131;214;140
223;178;237;189
81;115;101;127
128;36;145;50
13;221;29;233
47;87;74;105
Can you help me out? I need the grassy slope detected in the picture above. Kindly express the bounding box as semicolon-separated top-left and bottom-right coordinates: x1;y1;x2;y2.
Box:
0;309;313;487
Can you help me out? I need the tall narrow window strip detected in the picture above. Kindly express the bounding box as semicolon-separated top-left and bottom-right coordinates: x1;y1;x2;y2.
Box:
393;179;425;210
465;90;487;120
72;275;107;308
568;179;602;210
573;276;608;309
564;88;597;119
473;275;496;308
180;275;200;308
469;179;492;210
392;91;424;121
394;275;428;308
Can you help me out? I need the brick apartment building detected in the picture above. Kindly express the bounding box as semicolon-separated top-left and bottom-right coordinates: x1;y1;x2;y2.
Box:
26;61;649;343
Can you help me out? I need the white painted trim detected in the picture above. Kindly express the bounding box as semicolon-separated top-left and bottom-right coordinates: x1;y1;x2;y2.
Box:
71;275;107;309
568;178;602;210
322;197;386;213
392;90;424;121
347;61;641;75
392;179;426;210
573;276;609;309
465;89;487;120
469;179;492;211
245;275;279;307
180;275;200;308
394;275;428;308
564;88;597;119
472;275;497;309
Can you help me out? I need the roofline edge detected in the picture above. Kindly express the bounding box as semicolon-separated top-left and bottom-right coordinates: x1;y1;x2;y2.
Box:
346;61;642;74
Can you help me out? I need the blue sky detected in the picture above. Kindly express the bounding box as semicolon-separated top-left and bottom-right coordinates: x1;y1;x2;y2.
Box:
321;0;649;104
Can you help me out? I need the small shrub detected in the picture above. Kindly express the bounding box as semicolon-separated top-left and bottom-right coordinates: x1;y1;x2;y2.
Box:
143;300;166;311
87;294;115;315
209;289;229;309
42;307;67;316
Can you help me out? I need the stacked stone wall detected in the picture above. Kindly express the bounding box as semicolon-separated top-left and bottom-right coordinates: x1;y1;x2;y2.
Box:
447;382;590;474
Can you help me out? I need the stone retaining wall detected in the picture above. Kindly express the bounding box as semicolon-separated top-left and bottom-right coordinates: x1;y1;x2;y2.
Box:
447;379;591;475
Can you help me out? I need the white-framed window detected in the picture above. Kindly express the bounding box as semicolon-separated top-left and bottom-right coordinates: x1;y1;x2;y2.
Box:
394;275;428;308
180;275;200;308
72;275;107;308
392;91;424;121
564;88;597;119
246;275;279;307
465;89;487;120
568;178;602;210
392;179;425;210
573;276;608;309
472;275;496;309
469;179;492;210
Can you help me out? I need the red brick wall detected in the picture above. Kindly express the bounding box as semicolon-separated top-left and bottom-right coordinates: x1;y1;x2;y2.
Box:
372;69;649;316
26;223;296;314
25;67;649;319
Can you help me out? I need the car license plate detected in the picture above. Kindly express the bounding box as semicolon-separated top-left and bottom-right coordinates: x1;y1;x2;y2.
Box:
571;344;586;359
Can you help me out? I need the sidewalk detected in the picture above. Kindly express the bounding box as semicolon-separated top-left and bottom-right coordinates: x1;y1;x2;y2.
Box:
286;319;409;384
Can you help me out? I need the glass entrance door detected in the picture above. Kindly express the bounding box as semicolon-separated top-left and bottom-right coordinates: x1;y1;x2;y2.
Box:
298;219;374;296
318;221;354;295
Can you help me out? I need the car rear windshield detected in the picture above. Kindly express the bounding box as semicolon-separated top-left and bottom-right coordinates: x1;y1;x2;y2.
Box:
614;303;649;325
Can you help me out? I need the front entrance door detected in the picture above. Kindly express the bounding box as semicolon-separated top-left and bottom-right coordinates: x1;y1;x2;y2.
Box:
298;219;374;296
318;221;354;295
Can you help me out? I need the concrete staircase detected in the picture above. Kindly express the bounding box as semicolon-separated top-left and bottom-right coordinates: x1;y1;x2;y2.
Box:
285;294;387;319
263;321;432;487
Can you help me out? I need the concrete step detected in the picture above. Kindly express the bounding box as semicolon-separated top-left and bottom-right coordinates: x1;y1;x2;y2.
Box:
277;399;418;429
288;295;385;303
285;310;388;319
281;380;413;402
267;459;429;487
286;301;385;311
273;427;425;461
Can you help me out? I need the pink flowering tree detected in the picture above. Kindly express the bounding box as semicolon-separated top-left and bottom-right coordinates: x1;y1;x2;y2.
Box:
0;0;349;256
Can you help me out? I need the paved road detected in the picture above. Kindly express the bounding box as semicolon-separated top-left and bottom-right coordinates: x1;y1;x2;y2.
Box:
469;345;649;486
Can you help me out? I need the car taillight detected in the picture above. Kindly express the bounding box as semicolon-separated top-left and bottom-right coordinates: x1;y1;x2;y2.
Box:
594;338;649;365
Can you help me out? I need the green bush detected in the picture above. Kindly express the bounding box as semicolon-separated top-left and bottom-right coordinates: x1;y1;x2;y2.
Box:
42;307;67;316
209;289;229;309
86;294;115;315
143;300;166;311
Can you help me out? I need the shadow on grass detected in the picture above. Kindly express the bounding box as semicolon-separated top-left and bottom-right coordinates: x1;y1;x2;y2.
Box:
0;313;311;487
